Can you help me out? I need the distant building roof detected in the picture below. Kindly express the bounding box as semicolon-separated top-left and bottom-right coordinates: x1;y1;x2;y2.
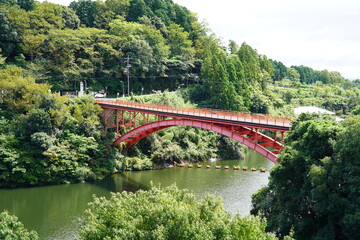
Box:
294;106;335;115
294;106;344;121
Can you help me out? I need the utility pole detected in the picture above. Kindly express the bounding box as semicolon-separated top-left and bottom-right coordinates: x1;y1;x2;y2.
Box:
124;55;131;96
119;81;125;97
185;61;189;87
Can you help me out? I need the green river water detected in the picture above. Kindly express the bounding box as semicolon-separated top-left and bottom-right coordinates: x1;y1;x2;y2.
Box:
0;149;274;239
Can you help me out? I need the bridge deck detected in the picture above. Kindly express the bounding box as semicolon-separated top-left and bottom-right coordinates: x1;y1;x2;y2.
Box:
96;100;292;131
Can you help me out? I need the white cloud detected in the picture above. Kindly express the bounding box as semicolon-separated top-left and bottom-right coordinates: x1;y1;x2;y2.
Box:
173;0;360;79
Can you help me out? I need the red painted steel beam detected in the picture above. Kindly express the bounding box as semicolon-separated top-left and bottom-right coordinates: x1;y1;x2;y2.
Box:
114;119;281;163
98;101;291;132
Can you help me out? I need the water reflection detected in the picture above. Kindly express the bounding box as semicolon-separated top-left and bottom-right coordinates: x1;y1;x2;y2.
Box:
0;149;273;239
94;174;149;193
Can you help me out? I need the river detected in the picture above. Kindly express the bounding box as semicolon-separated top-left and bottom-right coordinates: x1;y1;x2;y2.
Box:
0;149;274;239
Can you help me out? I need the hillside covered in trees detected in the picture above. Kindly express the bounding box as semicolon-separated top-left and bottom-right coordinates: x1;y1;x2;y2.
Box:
1;0;358;109
1;0;359;186
1;1;360;239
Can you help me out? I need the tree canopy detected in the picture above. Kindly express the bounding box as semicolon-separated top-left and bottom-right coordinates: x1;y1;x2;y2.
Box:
78;184;283;240
0;211;38;240
251;114;360;240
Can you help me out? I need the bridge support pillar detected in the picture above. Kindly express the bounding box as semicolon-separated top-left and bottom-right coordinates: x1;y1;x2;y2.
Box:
274;131;277;142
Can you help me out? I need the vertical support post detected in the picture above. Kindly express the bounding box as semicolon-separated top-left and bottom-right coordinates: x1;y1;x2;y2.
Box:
274;131;277;142
281;131;285;143
129;111;133;129
103;108;109;135
115;109;119;135
254;128;258;143
121;110;125;126
141;113;149;125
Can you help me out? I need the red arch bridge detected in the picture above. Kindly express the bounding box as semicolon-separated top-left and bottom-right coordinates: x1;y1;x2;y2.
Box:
96;100;292;164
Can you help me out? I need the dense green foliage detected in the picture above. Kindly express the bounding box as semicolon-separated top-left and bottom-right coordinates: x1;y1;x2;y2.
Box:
251;114;360;239
188;40;272;112
0;0;357;115
262;81;360;117
265;60;360;116
0;1;359;239
0;66;246;187
0;66;119;187
0;0;205;94
78;184;283;240
0;0;357;186
0;211;38;240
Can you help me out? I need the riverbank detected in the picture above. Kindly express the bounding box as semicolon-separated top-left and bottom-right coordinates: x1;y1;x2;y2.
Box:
0;149;273;239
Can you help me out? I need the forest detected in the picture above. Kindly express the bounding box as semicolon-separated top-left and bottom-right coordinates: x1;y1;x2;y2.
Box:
1;0;360;239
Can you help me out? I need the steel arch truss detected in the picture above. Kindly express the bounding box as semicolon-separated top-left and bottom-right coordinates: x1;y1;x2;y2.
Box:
113;119;284;164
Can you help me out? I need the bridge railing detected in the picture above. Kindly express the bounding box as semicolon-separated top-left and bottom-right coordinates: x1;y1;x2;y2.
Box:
96;99;292;128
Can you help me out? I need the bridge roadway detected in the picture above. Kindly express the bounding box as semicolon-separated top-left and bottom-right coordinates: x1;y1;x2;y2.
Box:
96;99;292;132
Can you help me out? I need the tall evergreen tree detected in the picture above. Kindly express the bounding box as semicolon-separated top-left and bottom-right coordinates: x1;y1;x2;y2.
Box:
237;43;262;84
201;39;240;110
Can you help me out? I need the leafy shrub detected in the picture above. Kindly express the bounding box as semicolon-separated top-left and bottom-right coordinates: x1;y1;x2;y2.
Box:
78;185;281;240
122;157;153;171
0;211;38;240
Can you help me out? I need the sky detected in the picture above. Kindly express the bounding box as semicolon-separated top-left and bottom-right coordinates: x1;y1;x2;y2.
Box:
45;0;360;79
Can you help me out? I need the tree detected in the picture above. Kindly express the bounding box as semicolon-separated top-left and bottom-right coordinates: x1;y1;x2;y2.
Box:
187;12;208;42
0;211;38;240
270;59;287;81
17;0;35;11
0;0;17;7
126;0;152;22
0;8;19;57
201;38;240;110
5;5;30;41
251;114;346;239
166;23;194;61
350;105;360;115
237;42;261;84
249;92;270;114
0;0;35;11
35;28;123;90
327;116;360;239
105;0;130;17
21;32;45;61
228;40;239;54
286;67;300;82
291;65;315;84
226;54;251;110
109;19;169;78
314;70;331;84
78;184;280;240
61;6;80;30
328;71;345;85
17;109;52;140
28;2;64;33
93;1;116;29
69;0;99;28
0;66;50;113
259;54;274;79
172;3;191;31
